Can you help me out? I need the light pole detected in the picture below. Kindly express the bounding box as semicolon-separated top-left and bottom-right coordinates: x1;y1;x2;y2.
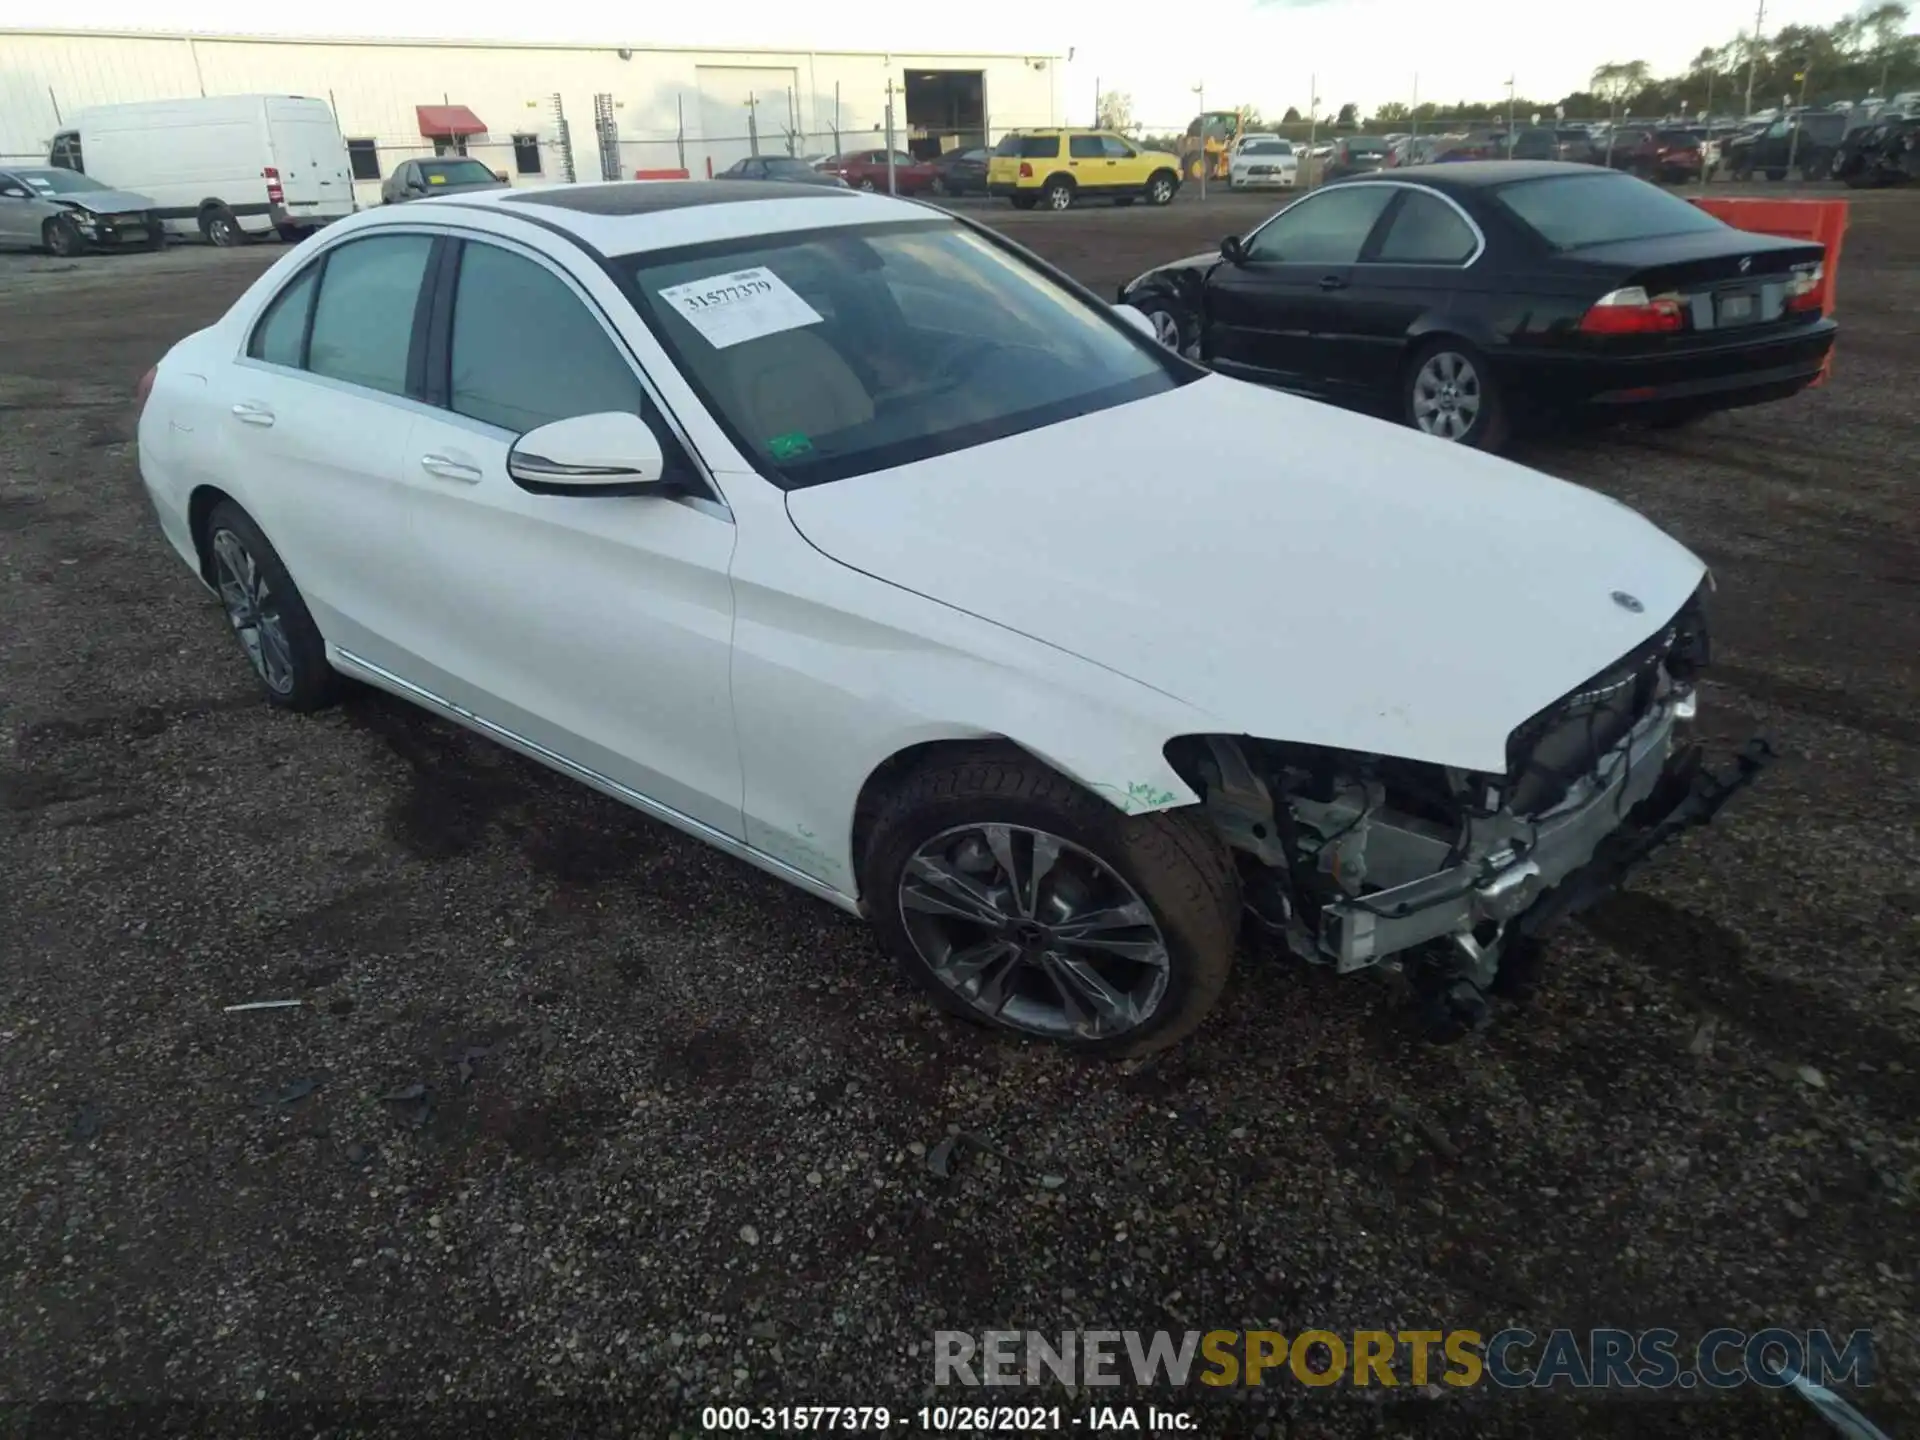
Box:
884;77;898;195
1742;0;1766;118
1305;77;1320;186
1505;75;1517;157
1192;81;1206;198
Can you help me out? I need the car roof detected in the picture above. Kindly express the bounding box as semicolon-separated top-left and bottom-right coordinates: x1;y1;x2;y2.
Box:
1388;159;1618;187
350;179;938;257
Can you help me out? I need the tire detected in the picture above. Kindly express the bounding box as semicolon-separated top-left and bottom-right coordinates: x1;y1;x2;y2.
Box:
1765;167;1786;181
1798;149;1829;182
143;223;167;251
275;223;308;243
202;501;340;712
1042;176;1075;211
1403;339;1508;452
43;215;86;258
1009;194;1038;210
929;176;949;196
1145;170;1177;206
861;746;1240;1057
1136;297;1199;358
858;178;877;192
200;205;245;247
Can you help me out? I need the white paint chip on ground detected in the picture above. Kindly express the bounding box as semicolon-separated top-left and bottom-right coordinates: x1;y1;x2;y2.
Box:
657;266;823;350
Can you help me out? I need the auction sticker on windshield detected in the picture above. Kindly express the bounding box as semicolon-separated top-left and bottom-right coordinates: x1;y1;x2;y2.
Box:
658;267;824;350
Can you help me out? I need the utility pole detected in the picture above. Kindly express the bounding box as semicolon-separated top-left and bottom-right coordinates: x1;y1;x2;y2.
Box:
884;78;898;194
1305;76;1320;186
1505;75;1517;156
1410;73;1419;139
1742;0;1766;119
1094;76;1100;127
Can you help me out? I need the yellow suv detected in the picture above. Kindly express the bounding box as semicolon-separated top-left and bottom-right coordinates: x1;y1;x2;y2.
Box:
987;130;1182;210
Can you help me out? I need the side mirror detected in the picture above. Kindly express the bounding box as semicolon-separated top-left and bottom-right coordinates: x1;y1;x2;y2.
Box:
508;412;671;497
1220;234;1248;265
1111;303;1159;343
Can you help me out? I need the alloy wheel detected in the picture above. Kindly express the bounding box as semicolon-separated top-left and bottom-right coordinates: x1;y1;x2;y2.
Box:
1150;177;1174;203
897;823;1171;1042
1146;309;1183;349
1411;350;1483;441
1047;185;1073;211
211;529;295;694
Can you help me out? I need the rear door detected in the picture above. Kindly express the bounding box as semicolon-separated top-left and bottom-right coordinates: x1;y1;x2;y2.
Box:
1203;184;1398;397
266;98;355;219
217;231;440;673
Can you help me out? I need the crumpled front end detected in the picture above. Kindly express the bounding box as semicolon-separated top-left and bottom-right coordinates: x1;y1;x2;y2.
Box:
1167;583;1770;1031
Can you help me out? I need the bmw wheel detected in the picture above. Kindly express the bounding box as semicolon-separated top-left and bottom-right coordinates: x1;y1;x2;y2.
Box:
203;501;340;711
1405;340;1508;451
863;748;1239;1056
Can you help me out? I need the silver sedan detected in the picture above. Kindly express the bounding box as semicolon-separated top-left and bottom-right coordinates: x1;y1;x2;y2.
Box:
0;167;164;256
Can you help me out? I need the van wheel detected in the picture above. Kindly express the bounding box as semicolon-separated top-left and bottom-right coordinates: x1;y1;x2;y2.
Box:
200;206;245;247
43;215;86;258
274;224;309;243
1043;177;1075;211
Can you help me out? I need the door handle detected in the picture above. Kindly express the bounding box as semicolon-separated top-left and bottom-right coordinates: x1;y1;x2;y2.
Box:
420;453;483;483
230;401;275;427
1318;274;1349;291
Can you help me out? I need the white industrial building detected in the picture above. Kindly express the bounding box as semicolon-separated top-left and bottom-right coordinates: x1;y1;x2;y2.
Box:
0;27;1065;206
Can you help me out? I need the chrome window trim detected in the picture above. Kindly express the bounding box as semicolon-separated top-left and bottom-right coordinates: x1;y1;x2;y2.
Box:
1242;180;1489;268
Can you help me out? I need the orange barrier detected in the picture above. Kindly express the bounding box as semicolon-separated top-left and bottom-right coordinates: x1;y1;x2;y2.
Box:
1689;196;1848;383
634;167;692;181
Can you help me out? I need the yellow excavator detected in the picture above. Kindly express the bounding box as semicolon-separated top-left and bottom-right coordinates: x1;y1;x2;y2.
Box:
1179;109;1245;182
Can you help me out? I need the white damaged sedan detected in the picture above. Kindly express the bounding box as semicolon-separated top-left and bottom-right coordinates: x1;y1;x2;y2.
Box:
136;180;1768;1053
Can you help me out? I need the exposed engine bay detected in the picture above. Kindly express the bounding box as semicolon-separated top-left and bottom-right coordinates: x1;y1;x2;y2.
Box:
1167;586;1769;1034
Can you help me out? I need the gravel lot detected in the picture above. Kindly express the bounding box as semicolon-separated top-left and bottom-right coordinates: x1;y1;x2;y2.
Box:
3;186;1917;1438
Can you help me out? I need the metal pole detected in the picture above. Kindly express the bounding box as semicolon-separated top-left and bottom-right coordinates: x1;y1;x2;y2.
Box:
49;85;63;126
1094;76;1100;127
677;95;686;170
834;83;841;155
884;79;898;194
1701;68;1714;186
1785;64;1809;174
1742;0;1766;118
1306;77;1318;187
1410;74;1418;140
1506;76;1516;157
1196;83;1206;199
1606;94;1618;167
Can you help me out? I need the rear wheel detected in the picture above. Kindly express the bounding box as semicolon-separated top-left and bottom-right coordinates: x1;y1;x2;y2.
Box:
1042;176;1075;211
1145;170;1177;206
42;215;86;258
202;501;340;711
862;748;1240;1057
1404;339;1507;452
200;205;244;247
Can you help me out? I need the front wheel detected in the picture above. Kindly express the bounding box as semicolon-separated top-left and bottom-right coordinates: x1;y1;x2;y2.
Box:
1145;171;1177;206
43;215;86;258
1405;340;1508;452
862;748;1239;1057
203;502;340;711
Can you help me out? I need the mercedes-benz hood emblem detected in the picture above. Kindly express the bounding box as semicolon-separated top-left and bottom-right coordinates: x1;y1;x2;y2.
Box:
1612;590;1645;613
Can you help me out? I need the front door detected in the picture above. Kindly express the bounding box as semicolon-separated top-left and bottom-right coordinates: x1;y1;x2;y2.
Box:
1338;186;1483;403
1066;133;1106;193
1202;184;1397;398
397;234;744;836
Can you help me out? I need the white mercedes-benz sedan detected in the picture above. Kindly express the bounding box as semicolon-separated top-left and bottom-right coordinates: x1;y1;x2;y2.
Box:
136;179;1767;1054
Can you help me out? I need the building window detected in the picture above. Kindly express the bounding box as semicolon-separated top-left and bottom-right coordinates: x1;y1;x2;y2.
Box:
431;135;468;156
512;134;542;176
346;139;382;181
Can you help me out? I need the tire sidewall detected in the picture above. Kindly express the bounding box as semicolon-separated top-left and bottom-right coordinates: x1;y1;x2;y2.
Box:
44;216;85;257
863;780;1229;1057
1147;172;1176;205
1044;178;1074;210
201;208;243;246
204;501;338;710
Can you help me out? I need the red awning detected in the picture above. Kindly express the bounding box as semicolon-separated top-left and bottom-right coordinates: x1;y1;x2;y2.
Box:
416;104;487;137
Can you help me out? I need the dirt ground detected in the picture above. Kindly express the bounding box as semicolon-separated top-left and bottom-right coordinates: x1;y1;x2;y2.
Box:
2;186;1917;1439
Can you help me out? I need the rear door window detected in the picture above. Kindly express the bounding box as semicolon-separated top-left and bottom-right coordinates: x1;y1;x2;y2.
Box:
1069;135;1104;159
306;235;435;396
1018;135;1060;159
247;264;321;367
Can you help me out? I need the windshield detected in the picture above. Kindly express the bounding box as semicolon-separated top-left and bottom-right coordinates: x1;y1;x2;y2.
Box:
11;167;109;195
762;157;813;175
418;159;496;186
1242;141;1291;155
623;219;1188;488
1494;172;1729;249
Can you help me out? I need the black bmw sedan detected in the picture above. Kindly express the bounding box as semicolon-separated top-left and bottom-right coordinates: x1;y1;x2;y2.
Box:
1117;161;1837;451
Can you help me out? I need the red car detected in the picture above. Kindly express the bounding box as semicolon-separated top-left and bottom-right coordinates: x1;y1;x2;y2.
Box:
819;149;938;195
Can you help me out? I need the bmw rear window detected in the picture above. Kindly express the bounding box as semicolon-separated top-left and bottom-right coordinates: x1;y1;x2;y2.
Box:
1493;172;1729;250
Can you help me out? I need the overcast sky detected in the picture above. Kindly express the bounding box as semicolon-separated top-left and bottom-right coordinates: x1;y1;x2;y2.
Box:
50;0;1885;125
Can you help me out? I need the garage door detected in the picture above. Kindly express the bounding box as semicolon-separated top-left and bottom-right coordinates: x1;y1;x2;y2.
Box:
696;65;801;174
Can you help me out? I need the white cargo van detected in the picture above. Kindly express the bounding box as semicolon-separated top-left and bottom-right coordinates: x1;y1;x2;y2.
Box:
51;95;355;246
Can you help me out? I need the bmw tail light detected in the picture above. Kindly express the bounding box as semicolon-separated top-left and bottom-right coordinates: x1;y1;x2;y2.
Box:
1786;262;1824;311
1579;286;1685;335
263;166;284;204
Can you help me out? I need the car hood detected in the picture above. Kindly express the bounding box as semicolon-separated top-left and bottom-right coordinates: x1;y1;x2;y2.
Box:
783;376;1706;775
55;189;158;214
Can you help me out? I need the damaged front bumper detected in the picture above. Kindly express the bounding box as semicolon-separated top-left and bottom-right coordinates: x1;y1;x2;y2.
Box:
1319;693;1773;972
